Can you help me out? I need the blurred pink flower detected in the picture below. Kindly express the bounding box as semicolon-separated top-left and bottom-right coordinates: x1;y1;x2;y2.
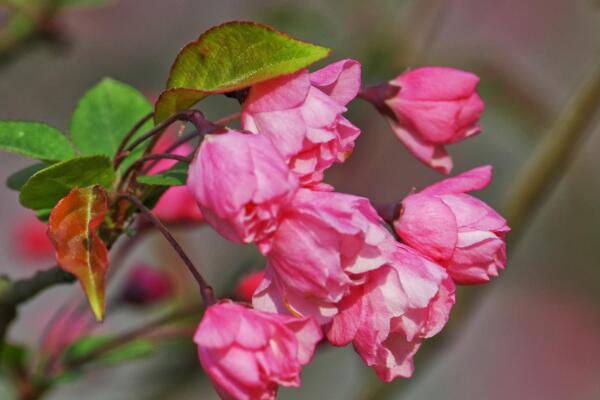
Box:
187;130;299;245
327;243;455;381
241;59;361;186
235;270;265;303
394;165;510;284
194;302;322;400
11;213;54;262
121;264;174;306
253;189;390;323
385;66;484;174
149;129;203;224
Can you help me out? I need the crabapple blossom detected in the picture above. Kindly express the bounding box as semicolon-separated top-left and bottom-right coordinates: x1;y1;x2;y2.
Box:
253;188;390;323
384;66;484;174
394;165;510;284
241;59;361;185
327;243;455;381
187;129;299;245
194;302;322;400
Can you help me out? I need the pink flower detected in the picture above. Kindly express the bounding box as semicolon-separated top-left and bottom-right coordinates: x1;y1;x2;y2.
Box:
149;132;204;223
394;165;510;284
253;189;390;323
187;130;299;245
11;213;54;262
236;270;265;303
194;302;322;400
327;243;455;381
241;59;361;185
385;67;484;174
121;264;174;306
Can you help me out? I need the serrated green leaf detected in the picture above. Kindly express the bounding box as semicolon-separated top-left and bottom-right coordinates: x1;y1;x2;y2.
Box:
19;156;115;211
70;78;152;171
0;121;75;161
63;336;155;366
137;162;187;186
6;163;47;191
155;21;330;122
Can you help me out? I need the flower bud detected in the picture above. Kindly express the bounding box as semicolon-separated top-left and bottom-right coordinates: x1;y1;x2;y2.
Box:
195;302;322;400
121;264;173;305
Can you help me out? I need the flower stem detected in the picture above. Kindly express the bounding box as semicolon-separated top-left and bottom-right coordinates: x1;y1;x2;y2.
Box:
116;194;216;306
113;112;154;167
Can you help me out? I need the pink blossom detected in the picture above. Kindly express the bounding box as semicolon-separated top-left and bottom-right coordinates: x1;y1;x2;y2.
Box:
385;67;484;174
149;132;203;223
121;264;174;306
187;130;299;245
327;243;455;381
253;189;390;323
11;213;54;262
394;165;510;284
236;270;265;303
241;59;361;185
194;302;322;400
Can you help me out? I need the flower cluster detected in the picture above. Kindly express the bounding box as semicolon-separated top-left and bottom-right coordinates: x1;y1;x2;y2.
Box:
187;63;508;399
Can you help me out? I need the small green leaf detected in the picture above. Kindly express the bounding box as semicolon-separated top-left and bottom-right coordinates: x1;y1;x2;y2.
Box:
6;163;47;191
0;121;75;161
63;336;155;366
0;343;29;373
137;162;188;187
70;78;152;170
155;21;330;122
19;156;115;211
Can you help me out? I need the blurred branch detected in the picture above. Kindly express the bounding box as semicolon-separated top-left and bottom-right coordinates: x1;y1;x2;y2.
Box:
360;60;600;400
0;267;75;349
503;61;600;241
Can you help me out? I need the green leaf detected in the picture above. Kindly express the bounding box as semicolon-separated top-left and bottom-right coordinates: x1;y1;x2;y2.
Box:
137;162;187;186
155;21;330;122
63;336;155;366
60;0;114;7
70;78;152;171
0;343;29;373
19;156;115;211
6;163;47;191
0;121;75;161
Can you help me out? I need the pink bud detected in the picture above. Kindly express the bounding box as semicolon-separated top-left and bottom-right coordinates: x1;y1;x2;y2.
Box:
194;302;322;400
385;66;484;174
11;214;54;262
187;129;299;245
327;243;455;381
253;189;390;323
122;264;174;305
241;60;362;186
152;186;204;224
235;270;265;302
394;166;510;284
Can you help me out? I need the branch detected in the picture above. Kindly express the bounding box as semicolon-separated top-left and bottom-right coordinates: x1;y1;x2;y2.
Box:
0;267;74;347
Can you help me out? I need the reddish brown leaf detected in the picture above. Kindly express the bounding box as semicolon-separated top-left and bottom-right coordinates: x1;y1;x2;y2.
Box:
48;185;109;321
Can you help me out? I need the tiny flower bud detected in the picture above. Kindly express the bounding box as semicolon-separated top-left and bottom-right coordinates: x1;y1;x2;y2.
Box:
235;270;265;302
11;213;54;262
122;264;174;305
382;66;485;174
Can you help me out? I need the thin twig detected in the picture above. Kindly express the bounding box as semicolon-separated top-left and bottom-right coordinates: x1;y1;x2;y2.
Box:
117;194;216;306
113;112;154;167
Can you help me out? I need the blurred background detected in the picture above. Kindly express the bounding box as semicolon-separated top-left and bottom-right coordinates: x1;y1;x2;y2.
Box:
1;0;599;399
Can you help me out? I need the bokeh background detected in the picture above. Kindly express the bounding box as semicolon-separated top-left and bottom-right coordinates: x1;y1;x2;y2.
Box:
1;0;600;399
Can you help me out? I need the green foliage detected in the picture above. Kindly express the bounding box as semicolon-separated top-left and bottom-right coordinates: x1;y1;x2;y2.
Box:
63;336;155;366
137;162;187;186
0;342;29;374
70;78;152;171
5;163;47;191
0;121;75;161
60;0;115;7
19;156;115;211
155;21;330;122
